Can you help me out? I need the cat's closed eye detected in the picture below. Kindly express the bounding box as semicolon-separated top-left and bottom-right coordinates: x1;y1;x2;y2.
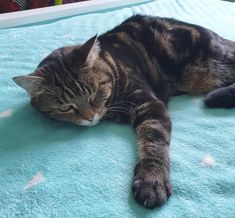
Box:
59;105;74;113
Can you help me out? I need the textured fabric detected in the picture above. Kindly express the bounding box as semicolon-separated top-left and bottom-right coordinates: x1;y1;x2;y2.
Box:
27;0;52;9
14;0;27;10
0;0;235;217
0;0;22;13
0;0;55;13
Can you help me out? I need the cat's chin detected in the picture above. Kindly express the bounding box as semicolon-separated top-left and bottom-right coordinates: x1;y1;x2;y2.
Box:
75;116;101;127
76;113;103;127
78;120;99;127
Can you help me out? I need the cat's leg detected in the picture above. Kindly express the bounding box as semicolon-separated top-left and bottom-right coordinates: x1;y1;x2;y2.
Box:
128;89;172;209
204;83;235;108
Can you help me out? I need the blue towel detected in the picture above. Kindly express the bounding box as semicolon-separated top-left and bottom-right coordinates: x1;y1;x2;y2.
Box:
0;0;234;217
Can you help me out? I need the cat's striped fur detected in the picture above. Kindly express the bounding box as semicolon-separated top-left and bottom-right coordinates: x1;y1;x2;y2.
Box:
14;15;235;209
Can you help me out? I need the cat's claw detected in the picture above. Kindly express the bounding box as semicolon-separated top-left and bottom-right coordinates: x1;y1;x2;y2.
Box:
132;161;172;209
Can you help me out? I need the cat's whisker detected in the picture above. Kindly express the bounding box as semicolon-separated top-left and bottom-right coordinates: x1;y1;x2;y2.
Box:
107;102;137;117
107;106;131;112
108;100;137;107
107;108;130;114
107;108;129;112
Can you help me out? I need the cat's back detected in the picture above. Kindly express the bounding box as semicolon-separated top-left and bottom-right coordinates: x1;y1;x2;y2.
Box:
99;14;210;62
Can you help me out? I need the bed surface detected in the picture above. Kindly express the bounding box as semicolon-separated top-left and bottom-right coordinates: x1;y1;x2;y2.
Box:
0;0;235;217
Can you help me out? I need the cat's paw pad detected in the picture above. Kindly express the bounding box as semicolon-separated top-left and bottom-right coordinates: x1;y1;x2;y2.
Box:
132;161;172;209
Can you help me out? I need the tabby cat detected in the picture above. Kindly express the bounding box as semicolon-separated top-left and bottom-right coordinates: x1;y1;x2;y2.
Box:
13;15;235;209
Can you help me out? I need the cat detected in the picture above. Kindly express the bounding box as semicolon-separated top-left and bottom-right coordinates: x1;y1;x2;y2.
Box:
13;15;235;209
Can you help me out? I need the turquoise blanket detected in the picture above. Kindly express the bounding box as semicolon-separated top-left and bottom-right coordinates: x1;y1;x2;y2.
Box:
0;0;235;217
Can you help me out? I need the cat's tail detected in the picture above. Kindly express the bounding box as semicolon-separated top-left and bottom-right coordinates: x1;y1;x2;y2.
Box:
204;83;235;108
206;37;235;108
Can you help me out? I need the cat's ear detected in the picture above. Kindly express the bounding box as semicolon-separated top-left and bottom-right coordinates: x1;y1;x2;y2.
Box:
13;75;45;97
71;34;100;67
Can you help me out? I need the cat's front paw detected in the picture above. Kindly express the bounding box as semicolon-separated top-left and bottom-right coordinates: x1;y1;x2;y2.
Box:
132;160;172;209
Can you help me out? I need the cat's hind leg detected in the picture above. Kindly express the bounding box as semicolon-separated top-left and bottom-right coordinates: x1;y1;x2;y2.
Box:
204;83;235;108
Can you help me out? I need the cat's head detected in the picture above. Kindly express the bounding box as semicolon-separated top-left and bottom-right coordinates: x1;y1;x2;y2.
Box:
13;35;112;126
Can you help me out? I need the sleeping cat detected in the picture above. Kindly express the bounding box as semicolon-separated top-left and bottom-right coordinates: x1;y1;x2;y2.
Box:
13;15;235;209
